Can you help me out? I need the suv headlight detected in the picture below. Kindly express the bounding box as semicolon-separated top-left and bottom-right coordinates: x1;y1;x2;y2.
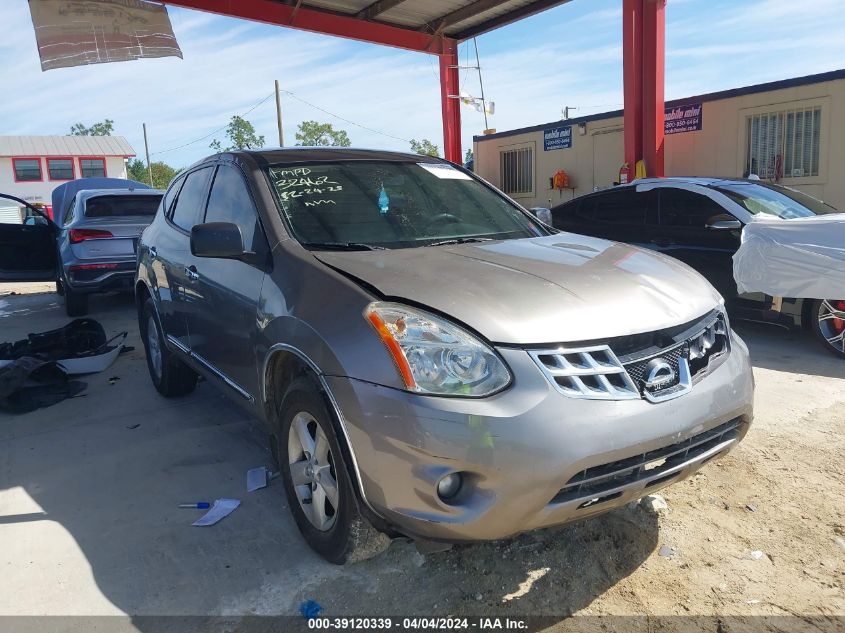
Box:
364;302;511;397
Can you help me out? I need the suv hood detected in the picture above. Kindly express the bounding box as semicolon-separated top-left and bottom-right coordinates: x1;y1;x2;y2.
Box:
314;234;723;345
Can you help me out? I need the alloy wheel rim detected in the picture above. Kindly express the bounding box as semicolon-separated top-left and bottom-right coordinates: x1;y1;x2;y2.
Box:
287;411;339;531
818;299;845;354
146;315;163;379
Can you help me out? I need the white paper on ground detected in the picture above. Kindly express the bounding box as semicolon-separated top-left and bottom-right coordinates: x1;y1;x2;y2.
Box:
247;467;268;492
733;213;845;299
192;498;241;526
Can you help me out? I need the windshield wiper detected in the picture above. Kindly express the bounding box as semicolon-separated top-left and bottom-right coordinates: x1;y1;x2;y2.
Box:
302;241;387;251
424;237;493;247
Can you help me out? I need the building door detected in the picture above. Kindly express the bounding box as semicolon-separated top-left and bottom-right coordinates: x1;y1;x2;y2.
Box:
592;129;624;190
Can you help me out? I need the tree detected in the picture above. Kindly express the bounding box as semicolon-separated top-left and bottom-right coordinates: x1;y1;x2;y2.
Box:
295;120;351;147
410;138;440;157
210;115;265;152
70;119;114;136
127;158;178;189
464;148;474;164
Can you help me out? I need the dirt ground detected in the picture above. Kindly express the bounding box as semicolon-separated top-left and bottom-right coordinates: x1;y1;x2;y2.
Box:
1;284;843;630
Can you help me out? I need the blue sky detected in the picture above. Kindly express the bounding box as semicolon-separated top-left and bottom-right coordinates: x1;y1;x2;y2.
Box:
2;0;844;168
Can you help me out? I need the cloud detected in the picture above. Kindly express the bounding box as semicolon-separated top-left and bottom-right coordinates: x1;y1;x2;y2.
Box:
0;0;843;168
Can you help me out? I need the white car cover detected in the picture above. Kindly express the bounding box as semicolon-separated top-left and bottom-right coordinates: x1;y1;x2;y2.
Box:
733;213;845;298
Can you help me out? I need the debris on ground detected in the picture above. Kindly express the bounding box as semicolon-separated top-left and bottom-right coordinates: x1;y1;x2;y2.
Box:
744;550;765;560
745;504;758;512
126;423;140;430
0;357;86;413
247;466;269;492
0;319;126;375
108;376;120;385
192;498;240;526
641;494;670;513
299;600;323;618
658;545;675;558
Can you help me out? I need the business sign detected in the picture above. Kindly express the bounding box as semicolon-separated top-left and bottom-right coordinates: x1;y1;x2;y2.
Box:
28;0;183;71
665;103;703;135
543;125;572;151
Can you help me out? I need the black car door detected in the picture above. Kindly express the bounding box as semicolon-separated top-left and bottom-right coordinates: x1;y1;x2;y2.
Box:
0;194;58;282
650;187;742;303
155;167;214;354
185;164;270;405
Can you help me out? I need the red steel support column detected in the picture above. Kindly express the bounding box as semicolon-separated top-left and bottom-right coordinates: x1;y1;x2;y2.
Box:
642;0;666;177
622;0;643;172
439;40;462;164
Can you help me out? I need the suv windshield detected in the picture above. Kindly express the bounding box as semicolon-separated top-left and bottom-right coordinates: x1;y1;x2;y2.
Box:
84;195;162;218
266;161;545;249
712;182;837;219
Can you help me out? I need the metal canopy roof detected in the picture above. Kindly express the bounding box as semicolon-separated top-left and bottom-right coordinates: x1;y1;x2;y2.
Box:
301;0;570;40
168;0;571;44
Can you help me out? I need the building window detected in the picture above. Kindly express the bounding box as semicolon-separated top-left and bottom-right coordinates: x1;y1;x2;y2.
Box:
13;158;42;182
80;157;106;178
500;144;534;195
745;106;821;179
47;157;74;180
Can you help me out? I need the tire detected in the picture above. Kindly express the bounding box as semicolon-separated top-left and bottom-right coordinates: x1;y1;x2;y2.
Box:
275;376;390;564
810;299;845;359
140;298;198;397
64;287;88;317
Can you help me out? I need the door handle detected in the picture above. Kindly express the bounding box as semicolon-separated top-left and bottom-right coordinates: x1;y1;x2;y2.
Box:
185;265;199;281
149;246;157;258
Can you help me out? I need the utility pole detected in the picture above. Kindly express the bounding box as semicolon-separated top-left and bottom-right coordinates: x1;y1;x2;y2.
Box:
274;80;284;147
142;123;153;187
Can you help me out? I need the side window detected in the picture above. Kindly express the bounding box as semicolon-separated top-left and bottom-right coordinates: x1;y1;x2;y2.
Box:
63;197;76;225
203;166;263;252
591;189;649;225
659;189;726;227
170;168;212;232
162;175;185;218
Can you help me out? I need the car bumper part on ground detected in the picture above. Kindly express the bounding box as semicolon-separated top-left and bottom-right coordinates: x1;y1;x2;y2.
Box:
325;332;754;542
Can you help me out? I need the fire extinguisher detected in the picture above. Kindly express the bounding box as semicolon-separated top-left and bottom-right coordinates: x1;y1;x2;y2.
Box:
618;162;632;185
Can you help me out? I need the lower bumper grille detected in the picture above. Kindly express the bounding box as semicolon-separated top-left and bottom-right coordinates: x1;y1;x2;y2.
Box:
552;417;744;505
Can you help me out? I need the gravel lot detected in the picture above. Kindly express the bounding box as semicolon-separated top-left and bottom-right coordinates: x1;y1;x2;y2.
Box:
0;285;842;629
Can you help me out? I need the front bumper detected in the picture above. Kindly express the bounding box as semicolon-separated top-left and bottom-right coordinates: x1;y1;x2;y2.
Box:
326;332;754;542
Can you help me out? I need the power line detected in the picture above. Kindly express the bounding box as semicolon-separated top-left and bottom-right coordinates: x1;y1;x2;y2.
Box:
150;91;275;156
281;90;412;143
150;85;414;158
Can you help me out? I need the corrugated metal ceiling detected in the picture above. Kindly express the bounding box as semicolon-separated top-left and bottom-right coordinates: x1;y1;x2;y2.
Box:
287;0;568;39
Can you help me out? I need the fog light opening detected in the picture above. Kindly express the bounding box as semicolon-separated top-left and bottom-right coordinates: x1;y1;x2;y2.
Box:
436;472;463;501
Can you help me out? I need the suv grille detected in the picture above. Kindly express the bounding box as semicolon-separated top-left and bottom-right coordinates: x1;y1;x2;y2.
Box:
529;310;730;403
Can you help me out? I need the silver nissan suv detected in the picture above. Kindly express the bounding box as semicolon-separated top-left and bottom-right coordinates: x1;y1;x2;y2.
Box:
134;149;754;564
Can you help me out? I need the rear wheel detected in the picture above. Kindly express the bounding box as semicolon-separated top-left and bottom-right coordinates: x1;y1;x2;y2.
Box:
811;299;845;359
64;287;88;317
140;298;198;396
276;377;390;564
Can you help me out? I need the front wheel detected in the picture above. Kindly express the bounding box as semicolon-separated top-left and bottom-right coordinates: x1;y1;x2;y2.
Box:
276;377;390;564
810;299;845;359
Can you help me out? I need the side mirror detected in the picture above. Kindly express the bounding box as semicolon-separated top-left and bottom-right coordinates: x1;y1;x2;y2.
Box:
190;222;245;259
530;207;553;225
705;214;742;231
